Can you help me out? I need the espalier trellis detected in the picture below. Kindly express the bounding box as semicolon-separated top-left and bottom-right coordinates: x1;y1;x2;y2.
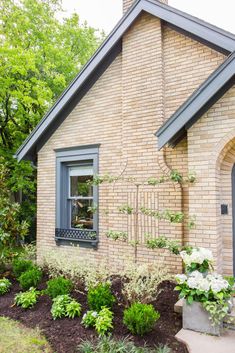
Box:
87;169;196;262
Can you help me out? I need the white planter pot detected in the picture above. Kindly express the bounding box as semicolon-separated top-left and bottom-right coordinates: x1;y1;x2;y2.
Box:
183;300;222;336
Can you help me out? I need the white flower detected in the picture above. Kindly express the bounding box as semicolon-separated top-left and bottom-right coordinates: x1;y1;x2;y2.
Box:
91;311;98;317
197;278;210;292
187;271;204;289
180;247;214;267
175;274;187;284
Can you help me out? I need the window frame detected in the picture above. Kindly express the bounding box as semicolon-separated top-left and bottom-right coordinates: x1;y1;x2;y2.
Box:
55;145;99;246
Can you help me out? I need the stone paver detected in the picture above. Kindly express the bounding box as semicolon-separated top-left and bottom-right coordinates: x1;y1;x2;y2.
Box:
176;329;235;353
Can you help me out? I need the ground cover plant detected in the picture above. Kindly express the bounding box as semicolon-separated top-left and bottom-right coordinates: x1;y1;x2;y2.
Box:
51;294;82;320
15;287;39;309
0;277;11;295
0;316;52;353
78;336;171;353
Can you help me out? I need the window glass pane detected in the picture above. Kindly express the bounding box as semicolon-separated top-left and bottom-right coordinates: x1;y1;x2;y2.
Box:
71;199;93;229
69;165;93;197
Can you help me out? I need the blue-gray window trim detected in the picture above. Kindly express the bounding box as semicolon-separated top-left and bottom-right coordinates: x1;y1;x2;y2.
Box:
55;145;99;246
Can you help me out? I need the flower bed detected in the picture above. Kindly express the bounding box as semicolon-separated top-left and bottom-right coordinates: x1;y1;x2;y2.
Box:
0;273;187;353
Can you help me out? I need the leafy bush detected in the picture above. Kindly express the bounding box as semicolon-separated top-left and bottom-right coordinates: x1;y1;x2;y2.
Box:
45;276;72;298
78;336;171;353
15;288;39;309
12;259;34;278
82;307;113;335
95;307;114;336
123;302;160;336
51;294;82;320
121;263;170;304
18;266;43;290
82;310;99;328
87;283;115;311
0;278;11;295
43;250;110;290
66;299;82;319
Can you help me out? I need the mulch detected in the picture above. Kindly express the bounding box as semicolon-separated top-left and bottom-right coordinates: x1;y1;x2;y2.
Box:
0;274;188;353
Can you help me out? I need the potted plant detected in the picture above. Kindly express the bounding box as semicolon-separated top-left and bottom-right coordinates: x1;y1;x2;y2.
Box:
175;268;235;335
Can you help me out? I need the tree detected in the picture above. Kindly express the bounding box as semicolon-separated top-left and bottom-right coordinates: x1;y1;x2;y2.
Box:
0;0;104;231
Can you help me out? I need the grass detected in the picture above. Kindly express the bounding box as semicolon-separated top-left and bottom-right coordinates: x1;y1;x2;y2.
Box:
0;316;52;353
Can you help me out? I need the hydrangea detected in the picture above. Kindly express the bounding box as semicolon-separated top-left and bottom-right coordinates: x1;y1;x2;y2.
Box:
175;271;230;294
175;274;187;284
180;247;214;266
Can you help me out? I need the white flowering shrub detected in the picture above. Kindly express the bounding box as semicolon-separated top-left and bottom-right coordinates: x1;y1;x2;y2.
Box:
180;247;214;273
175;270;235;325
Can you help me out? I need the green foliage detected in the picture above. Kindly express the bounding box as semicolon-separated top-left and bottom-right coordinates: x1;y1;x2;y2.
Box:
0;201;29;246
123;302;160;336
82;310;99;328
0;0;103;225
45;276;72;298
66;299;82;319
140;207;184;224
87;283;115;311
106;230;128;241
50;294;82;320
12;259;34;278
202;300;230;327
118;204;134;215
18;266;42;290
95;307;114;336
145;235;193;256
15;287;39;309
82;307;114;336
169;170;183;183
0;278;11;295
78;336;171;353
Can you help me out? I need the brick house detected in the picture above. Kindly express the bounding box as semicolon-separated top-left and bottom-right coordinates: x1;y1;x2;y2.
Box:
16;0;235;275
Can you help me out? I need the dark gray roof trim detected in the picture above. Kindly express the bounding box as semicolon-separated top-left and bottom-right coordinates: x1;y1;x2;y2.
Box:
15;0;235;161
156;52;235;149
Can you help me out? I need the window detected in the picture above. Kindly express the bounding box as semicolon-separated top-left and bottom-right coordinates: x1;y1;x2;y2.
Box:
55;145;99;246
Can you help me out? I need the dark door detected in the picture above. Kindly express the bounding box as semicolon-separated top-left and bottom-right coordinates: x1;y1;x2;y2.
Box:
232;164;235;274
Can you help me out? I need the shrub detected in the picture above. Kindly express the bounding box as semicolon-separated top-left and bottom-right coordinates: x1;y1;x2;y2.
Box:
45;276;72;298
82;307;113;335
78;336;171;353
0;278;11;295
82;310;99;328
51;294;82;320
123;302;160;336
121;263;170;304
87;282;115;311
95;307;113;336
42;250;110;290
18;266;42;290
12;259;34;278
15;288;39;309
66;299;82;319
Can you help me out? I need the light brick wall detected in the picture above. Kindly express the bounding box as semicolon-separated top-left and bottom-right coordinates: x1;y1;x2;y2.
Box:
37;9;234;274
187;86;235;274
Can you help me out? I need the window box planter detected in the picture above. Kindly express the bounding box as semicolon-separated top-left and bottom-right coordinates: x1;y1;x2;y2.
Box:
183;300;222;336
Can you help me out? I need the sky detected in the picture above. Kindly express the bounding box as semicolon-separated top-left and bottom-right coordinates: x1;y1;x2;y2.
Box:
61;0;235;34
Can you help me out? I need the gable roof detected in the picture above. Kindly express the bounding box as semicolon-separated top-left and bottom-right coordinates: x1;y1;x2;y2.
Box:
15;0;235;161
156;51;235;149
